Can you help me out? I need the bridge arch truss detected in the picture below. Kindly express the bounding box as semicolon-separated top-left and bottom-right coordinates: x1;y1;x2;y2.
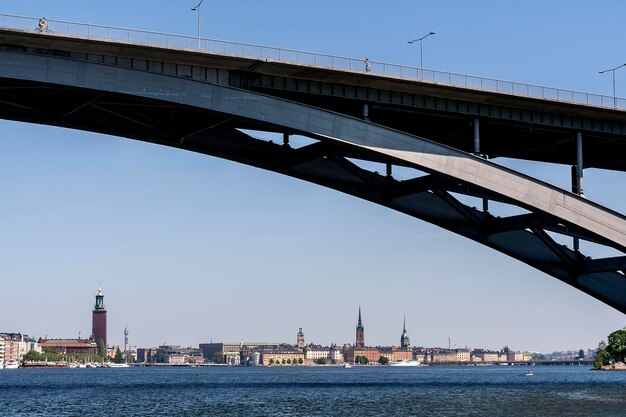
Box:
1;46;626;312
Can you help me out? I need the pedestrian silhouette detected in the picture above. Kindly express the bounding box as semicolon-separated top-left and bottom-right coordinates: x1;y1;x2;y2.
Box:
364;58;371;73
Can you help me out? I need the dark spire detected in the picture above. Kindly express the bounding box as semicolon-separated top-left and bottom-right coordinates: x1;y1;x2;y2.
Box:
358;306;362;327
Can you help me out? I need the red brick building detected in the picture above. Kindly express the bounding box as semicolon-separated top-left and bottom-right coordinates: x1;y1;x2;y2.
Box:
39;338;97;355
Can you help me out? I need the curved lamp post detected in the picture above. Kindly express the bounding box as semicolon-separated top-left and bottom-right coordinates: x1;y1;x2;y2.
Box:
191;0;205;49
408;31;435;79
599;63;626;108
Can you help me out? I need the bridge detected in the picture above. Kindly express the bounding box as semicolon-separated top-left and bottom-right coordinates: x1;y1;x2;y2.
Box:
1;14;625;313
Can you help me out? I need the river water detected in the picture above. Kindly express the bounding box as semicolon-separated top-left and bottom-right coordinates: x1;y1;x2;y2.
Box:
1;365;626;416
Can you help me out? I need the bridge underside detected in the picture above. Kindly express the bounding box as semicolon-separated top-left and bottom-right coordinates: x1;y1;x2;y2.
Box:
1;49;626;313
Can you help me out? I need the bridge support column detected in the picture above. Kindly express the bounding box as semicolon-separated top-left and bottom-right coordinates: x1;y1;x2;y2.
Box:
386;163;392;177
283;133;289;146
473;118;480;155
362;103;369;121
571;132;584;251
474;119;489;212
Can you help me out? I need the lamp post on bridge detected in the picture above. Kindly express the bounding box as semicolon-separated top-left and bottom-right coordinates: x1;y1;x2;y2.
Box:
599;63;626;108
408;31;435;80
191;0;205;50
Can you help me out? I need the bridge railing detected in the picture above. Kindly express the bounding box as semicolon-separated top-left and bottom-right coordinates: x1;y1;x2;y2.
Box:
2;13;625;111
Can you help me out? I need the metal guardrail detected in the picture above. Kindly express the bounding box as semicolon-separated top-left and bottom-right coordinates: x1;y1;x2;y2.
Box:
1;13;625;111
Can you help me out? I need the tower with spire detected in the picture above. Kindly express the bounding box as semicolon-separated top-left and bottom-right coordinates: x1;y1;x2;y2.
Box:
91;288;107;349
297;328;305;348
355;307;365;348
400;315;410;348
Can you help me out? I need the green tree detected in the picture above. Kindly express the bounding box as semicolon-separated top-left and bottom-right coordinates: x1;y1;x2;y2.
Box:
24;350;44;362
282;359;286;365
156;351;167;363
594;340;609;369
268;358;274;365
113;347;124;364
212;352;224;364
378;356;390;365
298;358;303;365
97;339;106;359
607;329;626;363
286;358;292;364
315;358;326;365
578;349;585;360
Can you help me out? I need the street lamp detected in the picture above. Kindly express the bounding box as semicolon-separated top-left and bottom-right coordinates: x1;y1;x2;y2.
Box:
599;63;626;108
191;0;205;50
408;31;435;79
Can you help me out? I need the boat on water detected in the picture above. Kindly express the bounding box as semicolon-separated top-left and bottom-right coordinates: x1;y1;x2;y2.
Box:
108;363;130;368
389;360;421;367
526;370;534;376
4;360;20;369
343;362;352;368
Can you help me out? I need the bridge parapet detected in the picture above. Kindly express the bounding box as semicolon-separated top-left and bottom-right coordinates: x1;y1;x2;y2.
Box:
1;13;624;111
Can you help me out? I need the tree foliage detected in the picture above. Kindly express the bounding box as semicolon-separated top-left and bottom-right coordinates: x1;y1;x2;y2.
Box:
594;340;609;369
213;352;224;364
113;347;124;364
607;329;626;363
298;358;303;364
378;356;390;365
97;339;106;359
354;355;369;365
315;358;327;365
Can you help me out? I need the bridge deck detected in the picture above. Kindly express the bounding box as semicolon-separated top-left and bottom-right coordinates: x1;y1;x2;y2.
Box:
1;24;626;171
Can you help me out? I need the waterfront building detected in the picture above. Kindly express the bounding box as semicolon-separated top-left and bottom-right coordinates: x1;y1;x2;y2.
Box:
355;307;365;348
199;341;281;364
0;337;5;367
427;350;458;362
346;347;381;363
0;333;40;361
472;350;501;362
39;338;97;355
330;345;342;363
297;328;305;349
456;349;471;362
136;347;158;363
91;288;107;348
304;346;330;360
400;316;410;348
259;349;304;366
156;345;204;364
303;344;343;364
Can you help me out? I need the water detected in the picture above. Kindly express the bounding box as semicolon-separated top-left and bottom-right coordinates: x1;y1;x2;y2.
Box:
2;365;626;416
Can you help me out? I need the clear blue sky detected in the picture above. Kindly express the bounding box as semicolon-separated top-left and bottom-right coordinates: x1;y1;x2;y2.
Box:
1;1;625;353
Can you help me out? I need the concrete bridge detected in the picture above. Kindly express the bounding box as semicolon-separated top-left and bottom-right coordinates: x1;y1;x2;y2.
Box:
1;15;625;312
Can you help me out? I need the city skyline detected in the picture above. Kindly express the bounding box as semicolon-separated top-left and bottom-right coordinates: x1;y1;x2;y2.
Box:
1;0;625;353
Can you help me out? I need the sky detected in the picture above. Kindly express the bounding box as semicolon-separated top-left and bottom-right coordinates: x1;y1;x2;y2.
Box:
1;0;625;353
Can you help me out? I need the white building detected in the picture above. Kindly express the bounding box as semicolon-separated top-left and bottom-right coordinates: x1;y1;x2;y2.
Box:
305;347;330;360
0;337;5;368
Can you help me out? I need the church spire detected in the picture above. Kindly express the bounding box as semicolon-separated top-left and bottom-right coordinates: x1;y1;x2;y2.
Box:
356;306;365;348
400;314;410;348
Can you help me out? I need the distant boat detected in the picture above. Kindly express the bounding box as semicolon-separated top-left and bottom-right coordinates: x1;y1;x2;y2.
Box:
390;360;420;367
526;370;534;376
4;360;20;369
343;362;352;368
108;363;130;368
